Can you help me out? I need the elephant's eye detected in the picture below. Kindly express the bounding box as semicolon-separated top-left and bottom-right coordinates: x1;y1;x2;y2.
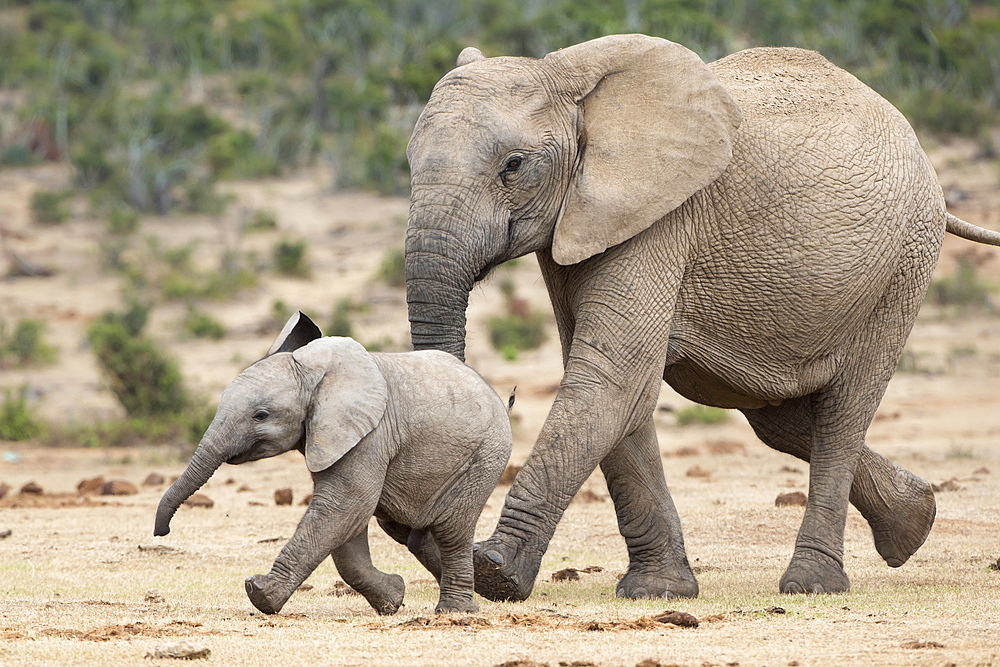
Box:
504;157;522;172
252;409;270;422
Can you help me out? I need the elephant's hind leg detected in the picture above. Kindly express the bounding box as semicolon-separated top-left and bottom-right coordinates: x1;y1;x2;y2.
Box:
377;517;443;582
331;529;405;615
601;419;698;599
743;397;935;568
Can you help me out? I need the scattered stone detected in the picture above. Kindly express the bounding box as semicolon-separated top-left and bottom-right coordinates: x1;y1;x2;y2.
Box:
498;464;521;486
144;589;164;603
988;557;999;572
972;467;990;476
236;484;252;493
900;640;944;649
779;465;803;474
300;493;313;506
224;478;236;485
182;494;213;508
296;584;314;592
765;606;786;614
652;610;699;628
775;491;807;507
77;476;105;495
494;661;548;667
672;446;699;457
19;481;43;495
685;465;711;479
142;473;166;486
145;641;210;660
248;501;265;506
274;488;293;506
102;480;139;496
932;478;962;492
0;483;9;499
706;439;746;455
257;536;282;544
0;529;11;539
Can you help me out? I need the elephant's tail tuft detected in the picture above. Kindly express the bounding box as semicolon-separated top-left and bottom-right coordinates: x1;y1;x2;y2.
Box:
946;213;1000;246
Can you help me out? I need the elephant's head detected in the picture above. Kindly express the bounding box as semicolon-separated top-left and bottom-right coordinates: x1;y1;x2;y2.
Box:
405;34;742;359
153;312;388;536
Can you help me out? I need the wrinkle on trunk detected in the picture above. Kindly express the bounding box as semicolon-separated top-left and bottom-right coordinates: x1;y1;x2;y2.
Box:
405;218;478;361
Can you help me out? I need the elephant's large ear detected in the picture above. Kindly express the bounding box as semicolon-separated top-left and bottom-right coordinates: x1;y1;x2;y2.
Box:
546;34;742;265
292;337;388;473
267;311;322;355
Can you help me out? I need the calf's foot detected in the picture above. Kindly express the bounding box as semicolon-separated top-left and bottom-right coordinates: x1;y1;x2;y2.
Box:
779;548;850;594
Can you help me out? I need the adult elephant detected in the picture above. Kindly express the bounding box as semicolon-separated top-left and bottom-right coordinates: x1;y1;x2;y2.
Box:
403;34;1000;600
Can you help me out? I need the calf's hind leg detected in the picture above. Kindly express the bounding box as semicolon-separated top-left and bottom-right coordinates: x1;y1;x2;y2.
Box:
331;529;405;615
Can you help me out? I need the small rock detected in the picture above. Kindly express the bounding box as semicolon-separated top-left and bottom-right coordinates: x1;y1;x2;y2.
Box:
145;641;210;660
296;584;314;592
183;494;214;508
972;467;990;476
775;491;807;507
0;482;10;499
988;557;999;572
652;610;699;627
300;493;313;506
685;465;711;479
224;478;236;485
400;616;431;627
19;481;43;495
0;529;11;539
552;568;580;582
706;439;745;455
77;476;106;495
237;484;252;492
102;480;139;496
142;472;166;486
274;488;293;506
144;589;164;603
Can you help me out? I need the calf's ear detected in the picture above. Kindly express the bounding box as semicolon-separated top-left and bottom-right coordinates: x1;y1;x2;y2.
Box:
292;337;388;473
267;311;322;356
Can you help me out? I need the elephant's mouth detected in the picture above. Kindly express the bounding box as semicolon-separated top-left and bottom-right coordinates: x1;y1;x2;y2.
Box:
475;260;502;283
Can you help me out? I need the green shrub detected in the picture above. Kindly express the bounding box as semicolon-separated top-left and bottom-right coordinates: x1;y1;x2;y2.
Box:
88;316;188;417
107;206;139;236
30;190;71;224
183;308;226;340
0;386;42;441
377;247;406;288
1;318;57;367
926;257;996;314
487;311;547;358
273;238;310;278
328;299;354;338
246;208;278;232
675;404;730;427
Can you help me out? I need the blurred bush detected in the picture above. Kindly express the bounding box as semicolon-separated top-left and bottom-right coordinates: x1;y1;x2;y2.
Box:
30;190;71;224
376;247;406;287
0;386;43;441
675;404;730;426
926;257;996;315
0;318;57;367
272;238;311;278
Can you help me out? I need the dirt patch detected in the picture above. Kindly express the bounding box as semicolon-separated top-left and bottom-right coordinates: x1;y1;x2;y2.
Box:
0;492;108;509
3;620;220;642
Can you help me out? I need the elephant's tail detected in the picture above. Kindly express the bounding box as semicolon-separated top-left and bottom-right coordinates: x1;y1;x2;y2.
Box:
946;213;1000;246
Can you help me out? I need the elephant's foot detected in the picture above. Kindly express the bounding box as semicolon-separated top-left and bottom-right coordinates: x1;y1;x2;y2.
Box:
435;595;479;614
472;539;539;602
779;548;850;594
363;573;405;616
851;461;936;568
245;574;290;614
616;564;699;600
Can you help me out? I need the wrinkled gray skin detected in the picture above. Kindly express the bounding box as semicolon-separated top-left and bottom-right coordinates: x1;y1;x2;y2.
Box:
154;312;511;615
404;35;1000;601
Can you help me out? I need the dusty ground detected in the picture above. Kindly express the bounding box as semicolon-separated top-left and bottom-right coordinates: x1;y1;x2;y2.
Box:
1;136;999;666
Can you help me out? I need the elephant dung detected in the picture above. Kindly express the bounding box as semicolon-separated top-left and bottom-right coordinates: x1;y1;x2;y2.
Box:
19;481;43;495
142;472;166;486
274;488;293;506
182;493;214;508
775;491;808;507
101;480;138;496
77;476;105;495
652;610;700;628
0;482;9;499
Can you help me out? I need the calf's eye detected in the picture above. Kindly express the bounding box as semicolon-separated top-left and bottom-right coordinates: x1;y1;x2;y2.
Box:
252;410;269;422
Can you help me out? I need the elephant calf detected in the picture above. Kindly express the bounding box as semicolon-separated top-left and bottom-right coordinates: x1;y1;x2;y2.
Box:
153;312;512;615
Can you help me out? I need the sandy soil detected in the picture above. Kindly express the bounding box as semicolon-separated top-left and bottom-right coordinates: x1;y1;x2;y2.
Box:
0;138;999;666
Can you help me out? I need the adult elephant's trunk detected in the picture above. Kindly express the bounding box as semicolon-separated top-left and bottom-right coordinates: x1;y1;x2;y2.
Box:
153;424;229;536
405;211;478;361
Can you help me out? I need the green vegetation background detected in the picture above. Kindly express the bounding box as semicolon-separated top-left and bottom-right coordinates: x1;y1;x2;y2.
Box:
1;0;998;203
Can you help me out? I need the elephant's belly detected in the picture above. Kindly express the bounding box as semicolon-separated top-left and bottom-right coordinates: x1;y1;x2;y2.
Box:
662;353;839;409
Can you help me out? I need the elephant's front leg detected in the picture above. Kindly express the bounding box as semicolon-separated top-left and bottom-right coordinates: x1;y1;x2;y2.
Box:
245;467;382;614
474;365;662;602
331;529;405;615
601;420;698;599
